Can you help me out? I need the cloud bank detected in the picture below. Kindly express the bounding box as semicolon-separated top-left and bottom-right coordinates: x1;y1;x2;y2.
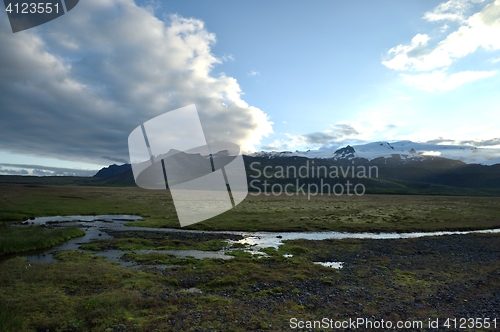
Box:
0;0;272;166
0;163;97;176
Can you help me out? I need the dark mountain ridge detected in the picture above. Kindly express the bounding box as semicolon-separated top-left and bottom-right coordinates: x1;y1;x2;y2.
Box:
88;153;500;195
94;164;132;179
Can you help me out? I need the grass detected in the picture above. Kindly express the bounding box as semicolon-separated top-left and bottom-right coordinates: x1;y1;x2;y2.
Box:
2;183;500;232
0;251;165;331
0;225;85;255
0;249;314;331
80;232;229;252
0;184;174;223
1;179;500;330
1;233;499;331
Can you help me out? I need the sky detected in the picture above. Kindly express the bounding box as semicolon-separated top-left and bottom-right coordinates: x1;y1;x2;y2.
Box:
1;0;499;176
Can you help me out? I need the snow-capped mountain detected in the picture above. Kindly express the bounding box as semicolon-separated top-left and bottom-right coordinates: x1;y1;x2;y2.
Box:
251;141;500;165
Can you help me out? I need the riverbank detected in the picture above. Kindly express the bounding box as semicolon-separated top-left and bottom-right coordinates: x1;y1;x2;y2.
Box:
1;231;498;331
0;225;84;255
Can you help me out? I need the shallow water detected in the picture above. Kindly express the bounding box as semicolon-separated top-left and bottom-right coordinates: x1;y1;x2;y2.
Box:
22;215;140;264
17;215;500;267
25;215;143;225
314;262;344;269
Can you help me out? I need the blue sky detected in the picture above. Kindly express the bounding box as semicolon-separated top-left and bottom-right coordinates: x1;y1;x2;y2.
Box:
156;0;500;148
1;0;499;175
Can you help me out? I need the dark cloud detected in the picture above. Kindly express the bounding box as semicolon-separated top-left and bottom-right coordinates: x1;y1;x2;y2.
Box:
262;123;363;152
260;145;279;151
302;124;359;146
303;132;339;145
331;124;359;136
101;156;129;164
0;0;272;166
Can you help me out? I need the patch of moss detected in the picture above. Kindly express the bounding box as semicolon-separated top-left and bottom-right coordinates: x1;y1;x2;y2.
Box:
0;225;85;255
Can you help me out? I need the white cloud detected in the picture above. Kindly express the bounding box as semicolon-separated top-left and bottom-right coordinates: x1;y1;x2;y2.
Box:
383;0;500;91
382;34;441;71
0;167;29;175
426;137;500;147
263;134;308;151
0;0;272;165
423;0;486;23
220;54;235;62
248;70;260;76
384;0;500;72
401;69;498;92
440;24;451;32
395;122;500;144
421;151;442;156
334;110;407;143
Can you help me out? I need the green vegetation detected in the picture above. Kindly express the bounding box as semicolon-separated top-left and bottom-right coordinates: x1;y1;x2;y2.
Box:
0;249;318;331
2;183;500;232
80;232;228;252
1;233;499;331
1;177;499;330
0;252;164;331
0;184;173;223
0;225;84;255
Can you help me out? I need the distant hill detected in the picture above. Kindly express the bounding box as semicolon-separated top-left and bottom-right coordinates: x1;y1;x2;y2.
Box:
85;152;500;196
244;155;500;196
2;140;499;196
94;164;132;179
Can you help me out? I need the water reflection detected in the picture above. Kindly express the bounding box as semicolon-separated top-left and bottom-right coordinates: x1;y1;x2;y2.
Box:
314;262;344;269
15;215;500;268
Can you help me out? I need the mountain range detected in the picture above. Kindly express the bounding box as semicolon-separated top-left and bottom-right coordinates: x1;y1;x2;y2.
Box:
3;141;498;196
87;141;500;196
251;140;500;166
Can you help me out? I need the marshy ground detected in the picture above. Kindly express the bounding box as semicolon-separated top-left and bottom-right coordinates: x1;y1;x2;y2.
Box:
2;183;500;232
2;232;499;331
1;184;500;331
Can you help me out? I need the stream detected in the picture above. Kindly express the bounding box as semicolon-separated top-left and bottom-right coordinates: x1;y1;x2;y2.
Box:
13;215;500;270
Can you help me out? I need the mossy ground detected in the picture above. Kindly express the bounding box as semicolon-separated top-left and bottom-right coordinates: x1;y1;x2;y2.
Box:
1;233;499;331
2;183;500;232
80;231;232;252
1;184;500;330
0;225;84;255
